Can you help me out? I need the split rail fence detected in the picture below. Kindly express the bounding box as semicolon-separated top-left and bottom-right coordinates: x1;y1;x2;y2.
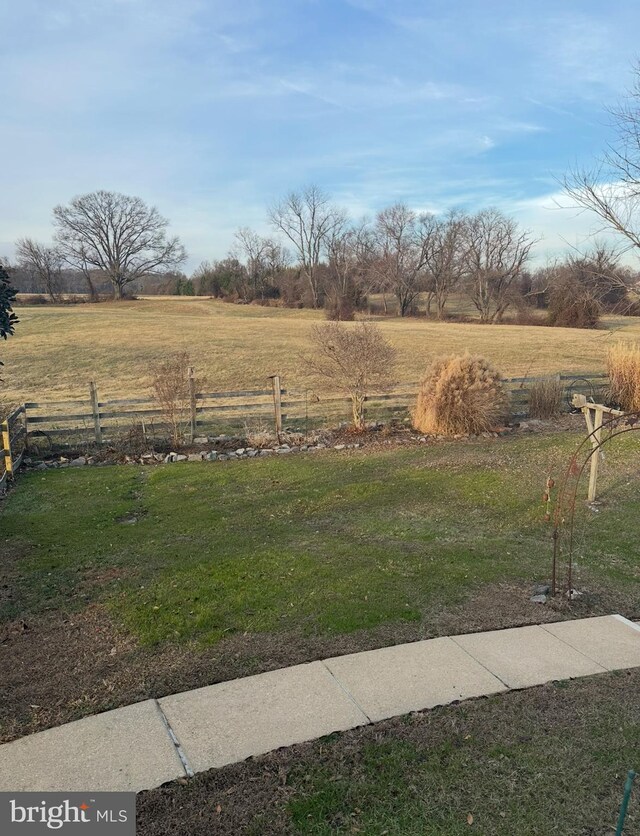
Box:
0;372;608;466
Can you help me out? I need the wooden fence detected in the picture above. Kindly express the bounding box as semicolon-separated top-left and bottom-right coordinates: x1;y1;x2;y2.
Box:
1;404;27;491
8;371;608;451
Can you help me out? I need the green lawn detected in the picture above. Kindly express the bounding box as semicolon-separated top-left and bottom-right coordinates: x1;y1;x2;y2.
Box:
3;430;640;646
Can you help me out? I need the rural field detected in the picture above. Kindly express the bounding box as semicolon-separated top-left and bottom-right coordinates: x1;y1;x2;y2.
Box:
3;297;640;403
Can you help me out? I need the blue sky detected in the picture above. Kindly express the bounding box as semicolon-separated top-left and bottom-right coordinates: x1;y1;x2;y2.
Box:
1;0;640;269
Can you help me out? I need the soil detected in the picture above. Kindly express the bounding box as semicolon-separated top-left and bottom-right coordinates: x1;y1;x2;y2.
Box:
2;578;637;744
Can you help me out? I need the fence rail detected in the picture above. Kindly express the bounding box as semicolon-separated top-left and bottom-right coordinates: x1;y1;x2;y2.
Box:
5;371;609;453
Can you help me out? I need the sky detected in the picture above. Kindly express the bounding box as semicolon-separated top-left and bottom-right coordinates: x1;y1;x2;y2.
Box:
1;0;640;270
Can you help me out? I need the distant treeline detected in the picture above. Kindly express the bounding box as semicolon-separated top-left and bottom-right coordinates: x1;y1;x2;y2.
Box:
4;185;640;327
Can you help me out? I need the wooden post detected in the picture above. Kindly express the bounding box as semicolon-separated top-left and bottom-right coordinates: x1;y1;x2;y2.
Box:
89;381;103;445
188;366;197;443
270;375;283;441
587;406;603;502
1;418;12;477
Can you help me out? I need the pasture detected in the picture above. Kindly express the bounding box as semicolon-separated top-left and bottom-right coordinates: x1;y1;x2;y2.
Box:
3;297;640;402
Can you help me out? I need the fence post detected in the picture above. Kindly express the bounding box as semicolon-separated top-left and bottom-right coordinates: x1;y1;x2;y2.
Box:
188;367;197;442
270;375;283;441
587;405;603;502
89;381;103;445
1;418;12;477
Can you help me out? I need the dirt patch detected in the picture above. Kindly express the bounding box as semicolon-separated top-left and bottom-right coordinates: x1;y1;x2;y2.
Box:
136;669;640;835
2;578;637;743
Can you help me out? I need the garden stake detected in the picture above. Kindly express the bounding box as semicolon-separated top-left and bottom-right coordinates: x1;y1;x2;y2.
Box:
616;770;636;835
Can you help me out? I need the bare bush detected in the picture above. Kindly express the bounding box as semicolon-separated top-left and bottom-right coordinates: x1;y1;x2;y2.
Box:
607;342;640;411
529;376;563;418
413;353;508;436
303;321;396;429
150;352;204;447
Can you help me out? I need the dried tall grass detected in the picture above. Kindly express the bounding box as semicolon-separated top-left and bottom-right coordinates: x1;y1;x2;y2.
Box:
413;353;508;436
607;341;640;411
528;375;563;418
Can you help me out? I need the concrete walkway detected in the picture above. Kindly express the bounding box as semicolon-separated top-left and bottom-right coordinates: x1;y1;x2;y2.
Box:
1;614;639;793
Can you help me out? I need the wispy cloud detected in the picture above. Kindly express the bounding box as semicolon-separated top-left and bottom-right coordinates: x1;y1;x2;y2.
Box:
1;0;639;267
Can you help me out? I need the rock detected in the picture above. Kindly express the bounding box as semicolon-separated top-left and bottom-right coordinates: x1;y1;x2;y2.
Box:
153;452;164;461
334;444;346;450
316;443;326;449
59;457;69;463
566;588;583;600
59;462;69;468
175;454;188;462
277;448;291;454
187;453;203;462
34;462;47;471
70;456;86;466
207;451;218;461
235;448;246;456
193;437;208;445
247;450;258;458
163;453;175;463
518;422;530;432
530;594;547;604
259;450;272;457
217;454;229;461
533;583;550;596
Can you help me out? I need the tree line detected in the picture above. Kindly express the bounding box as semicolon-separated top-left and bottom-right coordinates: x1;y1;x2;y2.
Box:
7;184;638;327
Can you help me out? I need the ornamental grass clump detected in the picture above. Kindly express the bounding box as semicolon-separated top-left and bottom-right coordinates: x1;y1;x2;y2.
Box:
413;353;508;436
607;341;640;412
529;375;564;419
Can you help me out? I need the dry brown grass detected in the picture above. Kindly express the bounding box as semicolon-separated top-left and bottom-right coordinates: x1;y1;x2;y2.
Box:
1;297;639;402
607;340;640;411
528;375;564;418
412;354;508;435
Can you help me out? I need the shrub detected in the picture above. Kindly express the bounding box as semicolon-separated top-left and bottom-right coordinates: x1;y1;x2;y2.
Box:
547;277;600;328
150;352;205;447
529;375;563;418
607;342;640;412
413;353;508;436
303;322;396;429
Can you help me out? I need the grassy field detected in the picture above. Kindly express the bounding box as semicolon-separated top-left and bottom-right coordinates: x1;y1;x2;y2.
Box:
2;430;639;741
137;669;640;835
2;297;640;402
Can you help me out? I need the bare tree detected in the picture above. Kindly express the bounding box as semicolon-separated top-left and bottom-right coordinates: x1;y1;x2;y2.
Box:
461;209;534;323
563;63;640;305
15;238;63;302
53;190;187;300
234;228;289;302
324;222;371;320
371;204;428;317
302;321;396;429
269;185;346;308
422;210;467;319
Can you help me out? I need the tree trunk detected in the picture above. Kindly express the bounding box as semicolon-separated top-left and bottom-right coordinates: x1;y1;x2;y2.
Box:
352;395;366;430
